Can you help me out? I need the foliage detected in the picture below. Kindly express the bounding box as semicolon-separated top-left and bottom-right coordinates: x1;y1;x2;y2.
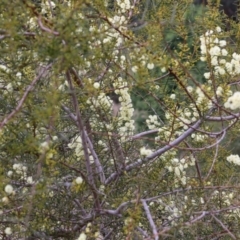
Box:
1;0;240;239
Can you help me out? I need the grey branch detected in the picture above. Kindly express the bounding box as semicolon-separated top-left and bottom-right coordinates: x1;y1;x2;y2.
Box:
61;105;106;183
84;130;106;183
66;71;94;186
106;119;202;184
142;200;159;240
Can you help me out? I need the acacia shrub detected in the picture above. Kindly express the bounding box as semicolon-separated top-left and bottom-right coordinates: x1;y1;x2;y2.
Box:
0;1;240;239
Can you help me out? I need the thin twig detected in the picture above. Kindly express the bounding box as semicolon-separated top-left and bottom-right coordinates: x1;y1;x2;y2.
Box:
129;129;159;140
47;0;54;17
186;211;207;225
211;214;236;239
102;201;132;216
205;143;219;180
0;62;53;129
180;130;226;151
84;130;106;183
38;16;59;36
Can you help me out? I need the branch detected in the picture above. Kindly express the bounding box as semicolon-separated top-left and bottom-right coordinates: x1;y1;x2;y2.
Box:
129;129;159;140
169;68;202;117
157;206;240;237
66;71;94;186
111;136;126;170
47;0;54;17
177;117;237;151
0;34;9;40
141;200;159;240
84;130;106;183
61;105;106;183
101;201;132;216
106;119;202;184
186;211;207;225
184;141;203;185
95;61;112;82
136;226;149;238
211;214;236;239
180;130;226;151
69;67;84;88
59;161;103;196
0;62;53;129
37;16;59;36
205;142;219;180
61;104;77;122
206;113;240;121
0;31;35;41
